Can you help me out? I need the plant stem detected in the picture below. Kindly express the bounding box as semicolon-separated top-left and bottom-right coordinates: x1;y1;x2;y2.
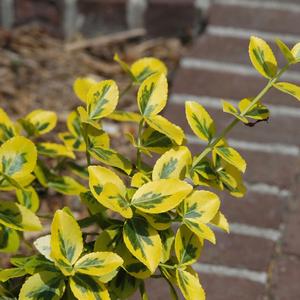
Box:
192;63;290;168
136;119;144;169
81;124;91;166
139;281;149;300
120;82;134;98
159;263;177;269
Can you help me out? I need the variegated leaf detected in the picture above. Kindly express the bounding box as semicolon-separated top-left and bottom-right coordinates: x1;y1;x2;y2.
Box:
123;216;162;273
131;178;193;214
137;73;168;117
249;36;277;78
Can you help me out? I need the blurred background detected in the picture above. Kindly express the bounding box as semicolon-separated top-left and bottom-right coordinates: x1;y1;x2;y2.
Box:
1;0;300;299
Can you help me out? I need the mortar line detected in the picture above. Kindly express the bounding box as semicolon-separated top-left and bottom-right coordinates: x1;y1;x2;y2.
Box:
207;26;300;44
180;58;300;82
194;263;267;284
214;0;300;13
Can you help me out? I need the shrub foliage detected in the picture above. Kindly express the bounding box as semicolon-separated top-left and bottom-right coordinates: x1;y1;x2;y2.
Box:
0;37;300;299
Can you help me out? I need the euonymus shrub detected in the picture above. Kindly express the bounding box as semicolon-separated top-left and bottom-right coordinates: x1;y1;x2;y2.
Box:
0;36;300;300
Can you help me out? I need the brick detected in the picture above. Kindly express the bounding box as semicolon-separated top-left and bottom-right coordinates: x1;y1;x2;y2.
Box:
221;191;284;229
165;102;300;146
283;212;300;256
201;232;275;271
172;68;300;107
270;256;300;300
209;3;300;36
185;34;300;73
145;0;197;38
200;274;266;300
14;0;63;36
78;0;128;36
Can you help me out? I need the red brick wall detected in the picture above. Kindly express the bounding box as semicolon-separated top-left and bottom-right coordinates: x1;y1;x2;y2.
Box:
0;0;201;39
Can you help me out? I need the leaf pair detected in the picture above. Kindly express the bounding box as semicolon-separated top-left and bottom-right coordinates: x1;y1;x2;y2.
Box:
178;190;221;244
249;37;300;102
74;78;119;120
138;73;185;145
89;165;193;217
20;210;123;300
222;98;269;123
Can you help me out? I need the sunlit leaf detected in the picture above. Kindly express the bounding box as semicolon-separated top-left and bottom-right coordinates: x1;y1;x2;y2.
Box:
274;82;300;101
275;38;295;63
137;73;168;117
114;53;136;81
178;190;220;243
109;269;140;300
152;146;191;180
73;77;97;103
176;268;205;300
74;252;123;276
69;274;110;300
0;136;37;180
131;172;151;188
0;226;20;253
19;271;65;300
210;211;230;233
16;186;39;212
175;225;202;266
222;100;248;123
34;235;53;261
88;166;131;218
214;146;246;173
291;42;300;60
131;57;167;83
0;108;16;143
140;127;175;154
59;132;85;152
185;101;215;142
159;228;175;263
131;178;193;214
50;210;83;276
89;146;132;175
87;80;119;120
37;143;75;159
238;98;269;120
123;216;162;273
145;115;184;145
249;36;277;78
0;201;42;231
106;110;142;123
24;109;57;136
0;267;26;282
138;212;172;231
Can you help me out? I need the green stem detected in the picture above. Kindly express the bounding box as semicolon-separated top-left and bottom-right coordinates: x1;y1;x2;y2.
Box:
0;172;25;191
192;63;290;168
120;82;134;98
139;281;149;300
81;124;91;166
136;119;144;169
159;263;177;270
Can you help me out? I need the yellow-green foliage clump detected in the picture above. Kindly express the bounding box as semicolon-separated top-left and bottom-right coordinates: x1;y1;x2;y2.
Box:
0;37;300;299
